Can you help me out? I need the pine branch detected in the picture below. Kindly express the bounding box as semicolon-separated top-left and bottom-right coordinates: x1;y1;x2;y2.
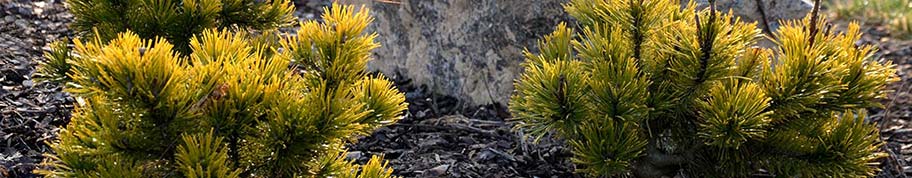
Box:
807;0;822;48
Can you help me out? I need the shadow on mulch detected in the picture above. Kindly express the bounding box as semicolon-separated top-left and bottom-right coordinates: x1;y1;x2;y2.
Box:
856;23;912;178
1;0;74;177
350;72;578;178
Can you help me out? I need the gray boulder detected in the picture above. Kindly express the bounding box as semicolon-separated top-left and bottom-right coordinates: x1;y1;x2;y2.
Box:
687;0;815;33
341;0;571;108
342;0;814;107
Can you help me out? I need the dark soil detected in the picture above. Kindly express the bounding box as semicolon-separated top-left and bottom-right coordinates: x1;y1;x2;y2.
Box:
855;23;912;178
0;0;911;177
0;0;73;177
349;73;577;178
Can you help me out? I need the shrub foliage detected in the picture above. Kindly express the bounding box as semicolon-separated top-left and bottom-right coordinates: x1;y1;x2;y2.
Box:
36;4;406;178
67;0;294;52
37;0;295;83
510;0;898;177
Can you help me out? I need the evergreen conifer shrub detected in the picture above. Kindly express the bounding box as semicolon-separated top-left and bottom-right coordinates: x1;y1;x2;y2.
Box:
69;0;294;53
36;4;406;178
36;0;295;83
509;0;898;177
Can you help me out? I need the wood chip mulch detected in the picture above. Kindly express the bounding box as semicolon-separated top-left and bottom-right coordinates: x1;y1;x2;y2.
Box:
1;0;911;177
0;0;73;177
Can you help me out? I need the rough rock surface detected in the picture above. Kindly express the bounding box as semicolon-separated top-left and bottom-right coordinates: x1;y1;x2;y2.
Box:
341;0;572;108
688;0;815;34
344;0;814;107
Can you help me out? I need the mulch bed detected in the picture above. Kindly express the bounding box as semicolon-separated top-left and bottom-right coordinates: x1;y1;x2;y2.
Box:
856;23;912;178
0;0;73;177
0;0;911;177
349;73;576;177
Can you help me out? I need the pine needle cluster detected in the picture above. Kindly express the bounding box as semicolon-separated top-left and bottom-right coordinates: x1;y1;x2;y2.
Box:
510;0;899;177
36;0;295;83
68;0;294;52
36;4;406;178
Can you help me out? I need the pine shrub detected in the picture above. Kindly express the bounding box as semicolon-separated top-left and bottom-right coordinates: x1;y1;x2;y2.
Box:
36;0;295;83
509;0;899;177
68;0;294;53
36;4;406;178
